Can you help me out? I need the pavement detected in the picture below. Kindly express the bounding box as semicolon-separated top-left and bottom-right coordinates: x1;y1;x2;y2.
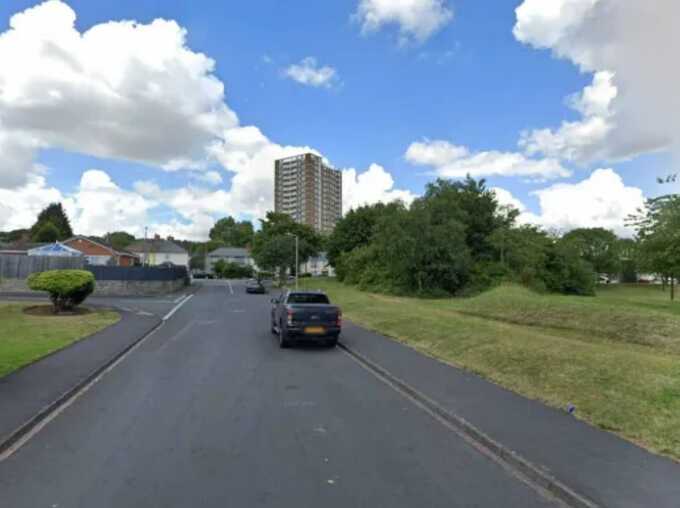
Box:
0;293;173;450
340;323;680;508
0;280;676;507
0;281;557;508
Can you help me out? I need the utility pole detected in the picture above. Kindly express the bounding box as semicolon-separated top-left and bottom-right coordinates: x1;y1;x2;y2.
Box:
143;226;148;267
295;234;299;291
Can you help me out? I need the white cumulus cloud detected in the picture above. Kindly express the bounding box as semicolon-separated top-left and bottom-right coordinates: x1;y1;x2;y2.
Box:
514;0;680;166
284;57;338;88
405;139;571;180
494;169;645;237
0;0;238;187
0;1;414;239
343;163;417;213
354;0;453;44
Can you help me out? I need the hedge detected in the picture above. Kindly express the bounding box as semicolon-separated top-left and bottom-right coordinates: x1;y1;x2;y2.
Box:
28;269;95;312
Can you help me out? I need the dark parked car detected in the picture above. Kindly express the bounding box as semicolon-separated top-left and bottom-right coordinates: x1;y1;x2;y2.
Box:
246;279;267;294
270;290;341;348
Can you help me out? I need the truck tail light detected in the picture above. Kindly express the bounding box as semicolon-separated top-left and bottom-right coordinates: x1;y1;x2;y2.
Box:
287;309;294;326
336;311;342;327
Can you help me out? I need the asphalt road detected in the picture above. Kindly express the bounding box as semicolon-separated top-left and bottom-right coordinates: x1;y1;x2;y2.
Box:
0;281;558;507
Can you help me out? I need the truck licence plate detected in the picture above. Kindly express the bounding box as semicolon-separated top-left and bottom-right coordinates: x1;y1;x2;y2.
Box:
304;326;325;334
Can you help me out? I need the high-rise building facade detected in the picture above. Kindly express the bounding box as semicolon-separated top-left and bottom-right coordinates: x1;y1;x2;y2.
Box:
274;153;342;234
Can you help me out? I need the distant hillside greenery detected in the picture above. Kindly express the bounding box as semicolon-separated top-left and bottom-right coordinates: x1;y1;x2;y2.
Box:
327;177;621;297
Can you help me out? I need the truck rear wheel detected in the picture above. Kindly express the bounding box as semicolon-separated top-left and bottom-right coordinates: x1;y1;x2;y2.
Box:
279;325;292;349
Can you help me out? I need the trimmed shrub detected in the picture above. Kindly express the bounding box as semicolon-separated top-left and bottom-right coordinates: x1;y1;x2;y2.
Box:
28;269;95;312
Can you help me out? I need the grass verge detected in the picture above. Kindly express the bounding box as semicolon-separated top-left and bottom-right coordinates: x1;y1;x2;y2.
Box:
301;279;680;460
0;303;120;378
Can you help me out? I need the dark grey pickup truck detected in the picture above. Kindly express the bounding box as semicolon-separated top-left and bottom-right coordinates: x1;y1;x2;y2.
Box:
270;290;342;348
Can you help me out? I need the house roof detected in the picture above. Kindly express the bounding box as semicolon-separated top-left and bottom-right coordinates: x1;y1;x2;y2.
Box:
127;238;188;255
208;247;251;257
64;235;139;258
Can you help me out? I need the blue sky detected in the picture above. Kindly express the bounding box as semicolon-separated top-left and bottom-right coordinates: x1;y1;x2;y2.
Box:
0;0;676;239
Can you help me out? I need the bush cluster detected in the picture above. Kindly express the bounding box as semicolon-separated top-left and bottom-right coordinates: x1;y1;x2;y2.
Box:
28;269;95;312
329;177;598;297
213;260;253;279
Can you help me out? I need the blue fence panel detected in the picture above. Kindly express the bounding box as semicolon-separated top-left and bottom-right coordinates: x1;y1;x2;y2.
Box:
86;265;188;281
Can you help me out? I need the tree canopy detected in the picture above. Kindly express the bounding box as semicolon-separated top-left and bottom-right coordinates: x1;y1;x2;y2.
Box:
107;231;135;251
251;212;321;281
330;176;599;296
630;194;680;299
561;227;621;275
30;203;73;241
209;217;254;247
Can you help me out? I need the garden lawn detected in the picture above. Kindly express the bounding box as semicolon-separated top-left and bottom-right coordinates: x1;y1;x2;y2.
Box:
301;279;680;460
0;303;119;378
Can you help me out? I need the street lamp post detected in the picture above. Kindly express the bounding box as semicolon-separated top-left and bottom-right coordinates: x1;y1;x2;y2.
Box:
286;233;299;290
295;234;299;290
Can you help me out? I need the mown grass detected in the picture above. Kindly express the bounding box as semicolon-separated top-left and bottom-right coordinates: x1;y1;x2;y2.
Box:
301;279;680;460
0;303;120;378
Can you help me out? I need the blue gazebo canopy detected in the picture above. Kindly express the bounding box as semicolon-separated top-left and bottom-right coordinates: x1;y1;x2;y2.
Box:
27;242;83;257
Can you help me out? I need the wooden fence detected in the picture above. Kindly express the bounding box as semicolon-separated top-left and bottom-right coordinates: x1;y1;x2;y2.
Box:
0;255;85;279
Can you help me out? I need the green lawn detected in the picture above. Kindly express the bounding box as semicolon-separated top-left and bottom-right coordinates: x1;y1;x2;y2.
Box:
300;279;680;460
0;303;120;378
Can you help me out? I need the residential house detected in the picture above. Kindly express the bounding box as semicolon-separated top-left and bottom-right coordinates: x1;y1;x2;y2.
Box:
301;252;334;277
127;235;189;267
63;236;139;266
207;247;255;274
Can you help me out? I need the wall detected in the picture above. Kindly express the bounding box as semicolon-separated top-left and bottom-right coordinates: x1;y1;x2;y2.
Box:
0;278;187;296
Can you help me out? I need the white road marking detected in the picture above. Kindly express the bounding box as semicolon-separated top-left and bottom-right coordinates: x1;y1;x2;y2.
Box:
162;294;193;321
173;294;185;304
227;280;234;295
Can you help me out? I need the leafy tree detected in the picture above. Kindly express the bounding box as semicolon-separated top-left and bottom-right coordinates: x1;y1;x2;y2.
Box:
32;222;61;243
213;259;227;278
107;231;135;251
326;202;401;267
338;197;473;296
562;228;621;276
0;228;29;243
190;254;206;271
630;195;680;299
251;212;321;282
490;225;552;289
219;261;253;279
209;217;254;247
543;239;597;296
31;203;73;241
422;177;509;263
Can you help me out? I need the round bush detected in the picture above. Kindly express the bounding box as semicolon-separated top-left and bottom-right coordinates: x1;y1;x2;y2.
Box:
28;269;95;312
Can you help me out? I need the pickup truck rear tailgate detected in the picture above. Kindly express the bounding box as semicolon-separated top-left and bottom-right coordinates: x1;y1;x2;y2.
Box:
288;304;340;325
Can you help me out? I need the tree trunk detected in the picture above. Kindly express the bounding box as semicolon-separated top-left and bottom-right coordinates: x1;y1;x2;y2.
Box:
671;275;675;302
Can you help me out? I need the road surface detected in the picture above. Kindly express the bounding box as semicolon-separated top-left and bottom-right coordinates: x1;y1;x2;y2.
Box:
0;281;558;507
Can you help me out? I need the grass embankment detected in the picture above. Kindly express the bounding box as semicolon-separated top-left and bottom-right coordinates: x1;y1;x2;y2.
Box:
301;279;680;460
0;303;120;378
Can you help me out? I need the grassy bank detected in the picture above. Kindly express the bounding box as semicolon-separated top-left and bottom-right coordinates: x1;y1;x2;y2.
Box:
301;279;680;460
0;303;120;378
